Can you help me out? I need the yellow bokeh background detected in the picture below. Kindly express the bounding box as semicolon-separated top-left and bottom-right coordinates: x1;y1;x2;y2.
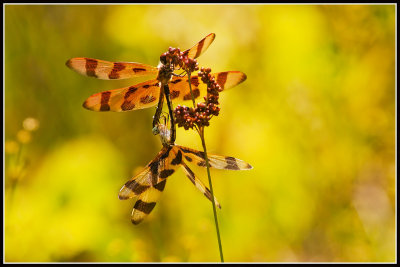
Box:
4;4;396;262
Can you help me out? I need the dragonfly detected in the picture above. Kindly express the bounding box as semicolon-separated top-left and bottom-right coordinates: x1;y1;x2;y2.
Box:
66;33;247;142
118;115;253;224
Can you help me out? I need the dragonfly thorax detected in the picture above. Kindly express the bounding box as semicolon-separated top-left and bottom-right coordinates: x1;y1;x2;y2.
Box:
153;123;172;146
157;62;174;85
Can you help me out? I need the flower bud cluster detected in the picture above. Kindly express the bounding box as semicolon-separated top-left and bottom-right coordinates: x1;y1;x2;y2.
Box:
160;47;182;67
160;47;199;73
174;67;222;130
182;55;199;73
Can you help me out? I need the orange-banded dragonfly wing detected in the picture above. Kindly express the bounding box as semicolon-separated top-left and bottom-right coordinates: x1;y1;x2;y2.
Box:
82;71;247;112
169;71;247;102
66;58;158;80
83;79;162;112
119;146;182;224
182;33;216;59
171;145;251;210
119;142;252;224
176;145;253;170
180;161;221;208
129;181;166;225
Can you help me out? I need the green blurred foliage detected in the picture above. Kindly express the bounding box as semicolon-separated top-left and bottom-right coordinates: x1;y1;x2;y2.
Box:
4;4;395;262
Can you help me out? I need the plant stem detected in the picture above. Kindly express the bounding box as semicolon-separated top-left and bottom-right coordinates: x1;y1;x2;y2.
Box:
8;144;23;209
187;71;224;262
199;127;224;262
187;72;196;108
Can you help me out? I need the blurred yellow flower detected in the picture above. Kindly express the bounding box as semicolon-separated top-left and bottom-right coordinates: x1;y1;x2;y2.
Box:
22;117;40;132
16;130;31;144
5;140;19;154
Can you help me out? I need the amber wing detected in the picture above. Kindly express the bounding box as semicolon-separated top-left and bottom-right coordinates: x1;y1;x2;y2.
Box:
119;146;181;224
168;71;247;102
176;145;253;170
82;71;246;112
82;79;161;112
66;57;158;80
182;33;216;59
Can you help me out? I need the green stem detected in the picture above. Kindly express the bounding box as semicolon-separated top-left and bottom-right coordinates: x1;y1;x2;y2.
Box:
187;71;224;262
199;127;224;262
187;72;196;108
8;144;23;209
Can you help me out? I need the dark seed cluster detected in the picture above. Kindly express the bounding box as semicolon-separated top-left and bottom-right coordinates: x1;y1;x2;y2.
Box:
182;55;199;73
160;47;199;73
174;67;222;130
160;47;181;67
159;45;222;131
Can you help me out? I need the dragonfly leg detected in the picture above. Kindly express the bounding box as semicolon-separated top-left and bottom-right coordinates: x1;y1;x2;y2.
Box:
152;88;165;130
163;84;176;144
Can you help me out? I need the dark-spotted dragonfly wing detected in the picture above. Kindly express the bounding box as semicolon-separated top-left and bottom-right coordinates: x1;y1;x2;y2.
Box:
82;79;162;112
119;146;181;224
182;33;216;59
180;161;221;208
66;58;158;80
176;145;253;170
168;71;247;102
